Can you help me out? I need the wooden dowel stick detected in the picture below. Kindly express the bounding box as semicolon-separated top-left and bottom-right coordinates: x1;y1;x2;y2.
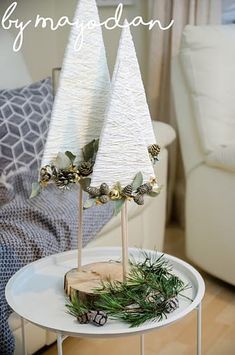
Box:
121;200;129;281
77;187;83;271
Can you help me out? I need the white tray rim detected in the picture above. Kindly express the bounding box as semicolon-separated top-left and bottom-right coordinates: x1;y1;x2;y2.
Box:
5;247;205;338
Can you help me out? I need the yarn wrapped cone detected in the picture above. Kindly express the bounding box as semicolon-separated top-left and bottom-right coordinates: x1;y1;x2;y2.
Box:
91;22;156;188
41;0;110;167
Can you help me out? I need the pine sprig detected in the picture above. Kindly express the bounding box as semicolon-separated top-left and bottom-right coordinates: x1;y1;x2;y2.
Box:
65;252;191;328
66;296;89;318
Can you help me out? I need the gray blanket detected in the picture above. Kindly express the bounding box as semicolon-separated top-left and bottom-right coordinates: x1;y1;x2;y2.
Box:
0;171;113;354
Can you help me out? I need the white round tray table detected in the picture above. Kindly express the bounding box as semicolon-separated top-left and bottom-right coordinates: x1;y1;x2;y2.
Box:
5;247;205;355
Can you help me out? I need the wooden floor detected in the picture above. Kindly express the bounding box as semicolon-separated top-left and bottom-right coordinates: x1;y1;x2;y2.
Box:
43;226;235;355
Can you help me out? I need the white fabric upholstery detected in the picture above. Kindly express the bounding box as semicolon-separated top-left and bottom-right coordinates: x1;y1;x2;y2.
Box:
179;25;235;154
205;144;235;173
172;25;235;286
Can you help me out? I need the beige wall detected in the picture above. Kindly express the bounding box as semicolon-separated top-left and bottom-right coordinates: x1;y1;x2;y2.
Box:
0;0;148;84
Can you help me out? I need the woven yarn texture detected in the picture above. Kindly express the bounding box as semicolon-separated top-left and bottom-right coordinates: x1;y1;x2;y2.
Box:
91;25;155;187
41;0;110;166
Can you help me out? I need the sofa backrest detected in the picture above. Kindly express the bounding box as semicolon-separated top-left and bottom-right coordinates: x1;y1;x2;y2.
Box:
0;29;32;89
179;25;235;154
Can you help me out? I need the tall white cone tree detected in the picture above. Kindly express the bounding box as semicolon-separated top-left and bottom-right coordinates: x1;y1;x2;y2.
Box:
91;23;155;188
41;0;110;166
111;22;156;147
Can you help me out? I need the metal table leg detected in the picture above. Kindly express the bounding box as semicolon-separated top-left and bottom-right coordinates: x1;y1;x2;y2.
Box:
57;333;63;355
21;317;27;355
140;334;144;355
197;303;202;355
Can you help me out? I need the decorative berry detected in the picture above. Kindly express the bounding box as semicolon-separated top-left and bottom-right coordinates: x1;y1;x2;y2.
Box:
110;189;120;200
165;297;179;313
86;186;100;197
122;185;133;197
148;144;161;159
134;194;144;205
77;312;91;324
89;310;108;326
137;183;152;195
100;183;109;195
99;195;110;204
78;160;93;176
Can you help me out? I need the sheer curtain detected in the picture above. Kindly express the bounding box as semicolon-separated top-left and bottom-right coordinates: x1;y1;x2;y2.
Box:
147;0;222;225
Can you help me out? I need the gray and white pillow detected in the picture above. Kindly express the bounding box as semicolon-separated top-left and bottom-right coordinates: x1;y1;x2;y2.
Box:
0;78;53;205
0;78;53;176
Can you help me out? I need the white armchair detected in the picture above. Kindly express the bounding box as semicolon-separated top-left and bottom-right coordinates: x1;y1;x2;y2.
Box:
172;25;235;285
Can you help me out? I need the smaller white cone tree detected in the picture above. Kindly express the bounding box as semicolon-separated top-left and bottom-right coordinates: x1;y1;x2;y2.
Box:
91;23;155;188
41;0;110;167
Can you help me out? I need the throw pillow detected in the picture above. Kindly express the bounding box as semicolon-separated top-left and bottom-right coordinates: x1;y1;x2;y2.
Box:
0;77;53;176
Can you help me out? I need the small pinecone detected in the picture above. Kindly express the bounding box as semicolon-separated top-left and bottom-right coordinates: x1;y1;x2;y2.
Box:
148;144;161;158
134;194;144;205
50;165;58;178
77;312;91;324
79;160;93;177
86;186;100;197
89;310;108;327
99;195;110;204
40;166;52;182
100;183;109;195
165;297;179;314
122;184;133;197
137;183;152;195
55;172;70;188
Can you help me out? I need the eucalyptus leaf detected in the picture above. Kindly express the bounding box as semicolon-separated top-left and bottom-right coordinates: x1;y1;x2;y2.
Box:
82;140;95;162
131;172;143;191
113;199;125;216
54;152;71;169
148;185;163;197
93;139;99;154
80;178;91;191
83;198;95;209
148;191;160;197
65;151;76;164
30;182;41;198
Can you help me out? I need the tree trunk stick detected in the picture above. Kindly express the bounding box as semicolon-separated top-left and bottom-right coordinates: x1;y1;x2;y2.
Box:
77;187;83;271
121;200;129;281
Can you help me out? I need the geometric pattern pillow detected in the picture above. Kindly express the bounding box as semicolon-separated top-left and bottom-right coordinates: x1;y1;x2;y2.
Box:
0;78;53;176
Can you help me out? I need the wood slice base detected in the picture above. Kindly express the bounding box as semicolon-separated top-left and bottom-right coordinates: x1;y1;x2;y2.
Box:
64;261;124;303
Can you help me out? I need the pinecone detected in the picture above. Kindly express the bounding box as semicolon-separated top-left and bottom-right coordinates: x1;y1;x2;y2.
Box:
100;183;109;195
148;144;161;158
78;160;93;177
165;297;179;313
56;170;76;188
134;194;144;205
99;195;110;204
77;312;91;324
137;183;152;195
86;186;100;197
40;166;52;182
89;310;108;326
122;185;133;197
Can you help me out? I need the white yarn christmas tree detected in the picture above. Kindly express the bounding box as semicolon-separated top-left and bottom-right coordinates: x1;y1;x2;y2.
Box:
91;24;155;188
41;0;110;167
111;22;156;147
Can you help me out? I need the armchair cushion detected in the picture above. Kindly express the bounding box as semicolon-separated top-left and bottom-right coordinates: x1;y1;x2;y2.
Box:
205;144;235;173
179;25;235;153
